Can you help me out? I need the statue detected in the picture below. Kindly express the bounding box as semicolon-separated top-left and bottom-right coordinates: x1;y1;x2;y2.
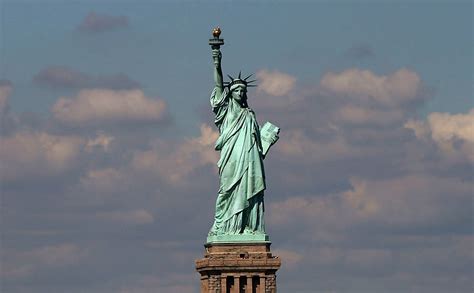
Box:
207;27;280;243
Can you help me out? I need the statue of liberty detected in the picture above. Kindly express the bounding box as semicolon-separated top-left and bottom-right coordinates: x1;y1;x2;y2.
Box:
207;28;279;243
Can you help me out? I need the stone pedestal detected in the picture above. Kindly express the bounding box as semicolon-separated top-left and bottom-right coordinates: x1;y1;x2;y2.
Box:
195;242;281;293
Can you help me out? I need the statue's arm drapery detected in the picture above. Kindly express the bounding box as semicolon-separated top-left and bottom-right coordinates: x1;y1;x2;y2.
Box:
210;87;229;137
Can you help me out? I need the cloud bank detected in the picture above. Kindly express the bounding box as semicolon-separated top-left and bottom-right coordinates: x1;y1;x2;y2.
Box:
52;89;167;127
406;109;474;162
256;69;296;97
2;66;471;293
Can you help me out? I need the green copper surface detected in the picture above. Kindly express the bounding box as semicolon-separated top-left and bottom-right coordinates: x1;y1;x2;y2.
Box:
207;28;279;244
207;234;270;244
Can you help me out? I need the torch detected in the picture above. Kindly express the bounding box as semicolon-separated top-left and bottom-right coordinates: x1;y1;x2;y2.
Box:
209;27;224;49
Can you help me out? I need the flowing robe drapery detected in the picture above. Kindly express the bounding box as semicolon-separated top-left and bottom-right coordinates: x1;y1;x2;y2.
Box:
208;87;266;235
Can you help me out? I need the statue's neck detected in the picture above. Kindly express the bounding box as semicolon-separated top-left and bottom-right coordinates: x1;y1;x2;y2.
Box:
231;98;247;108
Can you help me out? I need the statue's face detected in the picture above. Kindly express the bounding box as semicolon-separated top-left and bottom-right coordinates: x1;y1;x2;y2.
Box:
231;86;247;104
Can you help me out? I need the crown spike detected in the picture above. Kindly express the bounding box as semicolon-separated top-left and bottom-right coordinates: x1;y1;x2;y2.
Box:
226;72;258;89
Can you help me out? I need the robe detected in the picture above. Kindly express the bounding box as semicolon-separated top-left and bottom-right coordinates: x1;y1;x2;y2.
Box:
208;87;266;235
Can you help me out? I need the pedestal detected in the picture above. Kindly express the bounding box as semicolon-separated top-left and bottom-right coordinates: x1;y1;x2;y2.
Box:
195;242;281;293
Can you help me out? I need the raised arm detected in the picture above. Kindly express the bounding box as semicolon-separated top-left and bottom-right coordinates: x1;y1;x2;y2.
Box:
212;48;224;97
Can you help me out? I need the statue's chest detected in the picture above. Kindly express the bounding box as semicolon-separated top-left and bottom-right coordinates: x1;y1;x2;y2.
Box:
225;106;245;124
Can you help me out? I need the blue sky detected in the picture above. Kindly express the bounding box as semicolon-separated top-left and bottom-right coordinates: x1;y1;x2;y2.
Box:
1;1;472;293
2;2;472;124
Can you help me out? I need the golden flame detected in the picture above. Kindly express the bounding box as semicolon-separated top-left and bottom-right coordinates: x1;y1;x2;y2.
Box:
212;27;221;38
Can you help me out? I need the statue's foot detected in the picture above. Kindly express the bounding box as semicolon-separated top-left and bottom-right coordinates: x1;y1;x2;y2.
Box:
208;227;220;236
242;228;267;235
243;228;256;235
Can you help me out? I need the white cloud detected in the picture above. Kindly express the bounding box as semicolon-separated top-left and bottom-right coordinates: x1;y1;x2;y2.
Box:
320;68;422;106
131;124;219;184
85;132;114;152
0;132;85;182
405;109;474;161
52;89;167;127
275;129;352;163
428;110;474;143
256;69;296;96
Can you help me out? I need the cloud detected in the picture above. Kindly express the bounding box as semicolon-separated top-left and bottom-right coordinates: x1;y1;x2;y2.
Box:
334;104;405;126
0;79;12;115
276;235;472;292
405;109;474;162
131;124;218;184
51;89;167;127
369;175;472;229
77;12;129;33
256;69;296;96
0;131;85;182
268;193;346;238
320;68;423;107
85;132;115;152
275;129;352;163
3;64;471;293
269;174;472;236
80;168;127;195
34;66;141;90
253;67;428;133
343;178;379;217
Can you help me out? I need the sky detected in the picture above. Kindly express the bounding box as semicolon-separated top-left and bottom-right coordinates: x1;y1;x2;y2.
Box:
0;1;472;292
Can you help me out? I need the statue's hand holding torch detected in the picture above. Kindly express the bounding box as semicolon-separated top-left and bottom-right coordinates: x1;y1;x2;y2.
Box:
209;27;224;67
212;49;222;67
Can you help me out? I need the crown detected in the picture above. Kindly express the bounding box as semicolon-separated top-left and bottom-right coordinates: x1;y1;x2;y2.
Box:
223;71;257;89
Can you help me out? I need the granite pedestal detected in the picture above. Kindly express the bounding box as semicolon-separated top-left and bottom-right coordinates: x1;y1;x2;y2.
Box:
195;242;281;293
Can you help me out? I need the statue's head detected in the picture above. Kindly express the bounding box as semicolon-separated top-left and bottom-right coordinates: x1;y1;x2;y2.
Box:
226;72;256;107
230;84;248;105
